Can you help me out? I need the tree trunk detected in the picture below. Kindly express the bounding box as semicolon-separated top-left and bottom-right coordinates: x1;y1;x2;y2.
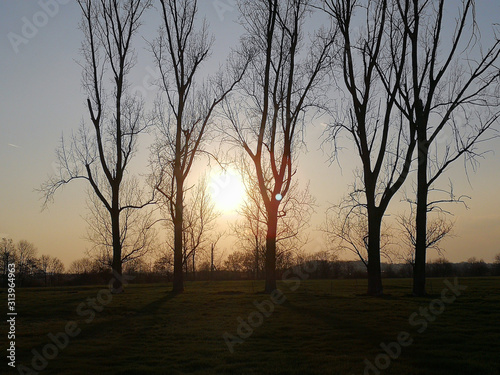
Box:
111;204;123;293
192;251;195;281
255;236;259;280
364;166;384;296
265;208;278;293
413;137;428;296
367;210;383;296
173;178;184;293
210;244;214;281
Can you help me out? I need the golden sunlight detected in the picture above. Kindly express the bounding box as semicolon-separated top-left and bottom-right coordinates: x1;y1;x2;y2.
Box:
209;168;246;213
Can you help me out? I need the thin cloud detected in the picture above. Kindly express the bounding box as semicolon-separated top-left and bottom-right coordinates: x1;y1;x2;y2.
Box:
8;143;20;148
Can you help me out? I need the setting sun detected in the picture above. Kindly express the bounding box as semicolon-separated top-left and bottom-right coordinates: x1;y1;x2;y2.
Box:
209;169;246;213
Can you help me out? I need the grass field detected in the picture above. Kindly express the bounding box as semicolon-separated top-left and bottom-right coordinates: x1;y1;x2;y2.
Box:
2;277;500;375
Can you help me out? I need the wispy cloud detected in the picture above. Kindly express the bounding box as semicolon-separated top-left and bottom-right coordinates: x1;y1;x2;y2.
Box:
8;143;20;148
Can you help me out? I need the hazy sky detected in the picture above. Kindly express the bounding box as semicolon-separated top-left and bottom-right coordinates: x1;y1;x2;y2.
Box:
1;0;499;268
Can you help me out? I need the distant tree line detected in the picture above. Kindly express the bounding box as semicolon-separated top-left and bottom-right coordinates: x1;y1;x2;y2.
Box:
0;238;65;287
5;235;497;287
60;253;500;285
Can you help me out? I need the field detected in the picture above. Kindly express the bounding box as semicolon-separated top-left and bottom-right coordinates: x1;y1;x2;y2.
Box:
2;277;500;375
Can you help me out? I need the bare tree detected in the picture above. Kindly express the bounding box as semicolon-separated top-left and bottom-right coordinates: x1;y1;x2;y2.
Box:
181;176;220;279
156;175;221;281
324;196;394;269
150;0;247;293
231;158;267;279
68;257;99;275
49;257;65;275
84;179;157;271
207;232;225;280
39;0;152;293
15;240;39;285
123;257;150;274
395;0;500;295
232;156;314;279
1;238;15;287
39;255;51;286
322;0;416;295
153;247;173;277
397;203;455;270
1;238;15;269
493;253;500;276
224;0;333;293
39;255;65;286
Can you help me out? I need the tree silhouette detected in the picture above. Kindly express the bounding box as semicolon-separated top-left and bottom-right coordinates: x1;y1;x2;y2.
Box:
395;0;500;295
232;156;314;279
397;204;455;271
15;240;38;286
161;175;221;279
223;0;333;293
322;0;416;295
39;255;65;286
150;0;247;293
1;238;15;287
40;0;152;293
83;179;157;273
324;194;394;269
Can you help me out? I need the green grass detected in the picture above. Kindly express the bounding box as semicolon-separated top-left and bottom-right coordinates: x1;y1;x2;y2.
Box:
2;277;500;374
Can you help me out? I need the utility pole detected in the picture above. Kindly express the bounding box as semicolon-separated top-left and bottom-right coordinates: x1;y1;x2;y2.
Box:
210;243;214;281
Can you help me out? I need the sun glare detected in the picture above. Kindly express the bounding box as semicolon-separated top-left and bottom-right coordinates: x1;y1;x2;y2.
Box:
209;169;246;213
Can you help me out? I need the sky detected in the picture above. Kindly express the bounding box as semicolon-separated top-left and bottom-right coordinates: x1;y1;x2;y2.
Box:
0;0;499;269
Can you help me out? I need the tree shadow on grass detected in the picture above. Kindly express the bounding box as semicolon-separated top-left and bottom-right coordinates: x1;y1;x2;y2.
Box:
138;291;178;315
354;292;396;299
216;291;245;295
279;297;390;348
